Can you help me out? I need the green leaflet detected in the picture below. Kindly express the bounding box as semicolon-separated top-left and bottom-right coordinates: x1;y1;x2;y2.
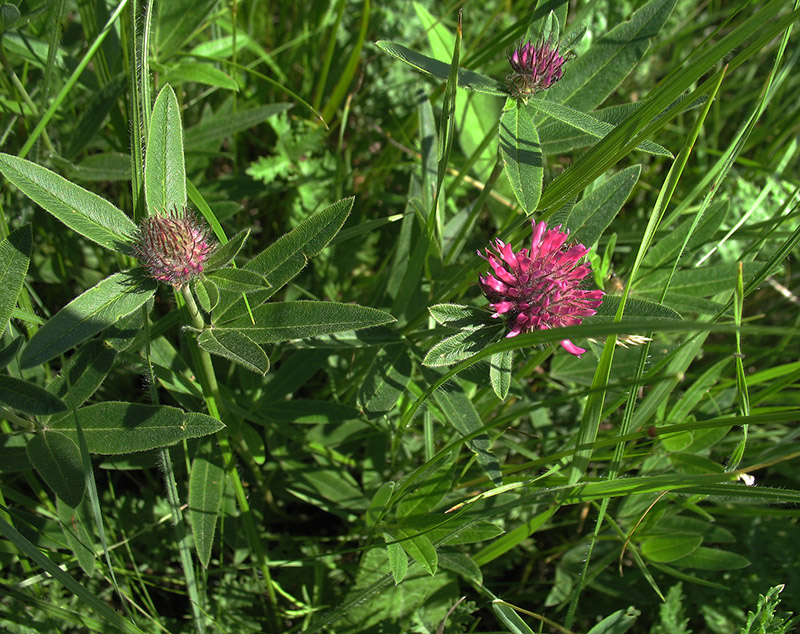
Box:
0;153;136;252
20;270;157;369
145;84;186;214
0;224;32;338
48;402;225;454
499;103;542;214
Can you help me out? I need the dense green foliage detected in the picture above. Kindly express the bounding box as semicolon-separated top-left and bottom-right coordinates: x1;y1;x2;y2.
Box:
1;1;799;633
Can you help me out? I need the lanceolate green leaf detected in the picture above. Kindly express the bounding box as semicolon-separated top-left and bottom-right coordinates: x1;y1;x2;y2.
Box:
27;431;84;507
0;224;32;338
499;104;542;214
20;271;158;369
529;99;672;157
375;41;508;96
0;375;67;415
220;301;395;344
145;84;186;214
564;165;641;246
204;228;249;270
197;328;269;375
0;153;137;252
489;349;513;400
189;449;225;568
542;0;678;112
184;103;293;150
49;402;225;454
214;197;354;321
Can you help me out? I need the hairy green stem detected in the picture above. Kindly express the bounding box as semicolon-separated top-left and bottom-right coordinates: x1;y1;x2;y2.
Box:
179;287;279;627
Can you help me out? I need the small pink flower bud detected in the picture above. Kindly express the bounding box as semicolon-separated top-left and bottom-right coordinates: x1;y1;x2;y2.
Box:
506;39;566;99
478;220;603;357
134;207;213;288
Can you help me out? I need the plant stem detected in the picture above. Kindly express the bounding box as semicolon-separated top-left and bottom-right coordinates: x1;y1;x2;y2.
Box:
179;287;279;627
142;306;206;633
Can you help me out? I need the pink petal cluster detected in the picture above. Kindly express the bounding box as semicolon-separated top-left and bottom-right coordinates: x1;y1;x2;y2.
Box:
506;40;565;98
478;221;604;357
134;207;213;288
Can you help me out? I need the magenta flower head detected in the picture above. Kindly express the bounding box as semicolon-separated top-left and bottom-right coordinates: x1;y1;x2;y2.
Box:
478;220;604;357
134;206;214;288
506;39;565;99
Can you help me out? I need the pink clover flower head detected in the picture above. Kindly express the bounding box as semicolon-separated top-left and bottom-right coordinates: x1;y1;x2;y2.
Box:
478;220;604;357
134;206;213;288
506;39;565;99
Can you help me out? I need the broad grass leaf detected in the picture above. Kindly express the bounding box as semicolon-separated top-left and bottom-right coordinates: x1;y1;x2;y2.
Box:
0;224;31;338
529;99;672;157
20;271;158;369
219;301;395;344
671;546;750;571
500;104;542;214
197;329;269;375
49;402;225;454
163;60;239;91
641;534;703;563
27;431;84;507
640;200;729;272
155;0;217;60
489;349;513;400
214;197;354;321
563;165;641;246
0;153;136;252
358;345;412;420
189;449;225;568
375;41;508;96
0;375;67;415
66;74;127;160
284;459;369;511
184;103;293;151
542;0;678;112
57;497;95;576
146;84;186;214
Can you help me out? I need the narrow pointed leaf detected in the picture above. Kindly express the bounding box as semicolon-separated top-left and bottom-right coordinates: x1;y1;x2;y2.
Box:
499;104;542;214
214;197;354;321
49;402;225;454
20;271;158;369
204;228;249;270
376;41;508;96
0;224;32;338
0;153;136;252
542;0;678;111
45;340;117;412
27;431;84;507
206;268;270;291
0;375;66;415
57;497;96;576
189;450;225;567
530;99;672;157
220;301;395;344
197;329;269;375
145;84;186;213
489;349;513;400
